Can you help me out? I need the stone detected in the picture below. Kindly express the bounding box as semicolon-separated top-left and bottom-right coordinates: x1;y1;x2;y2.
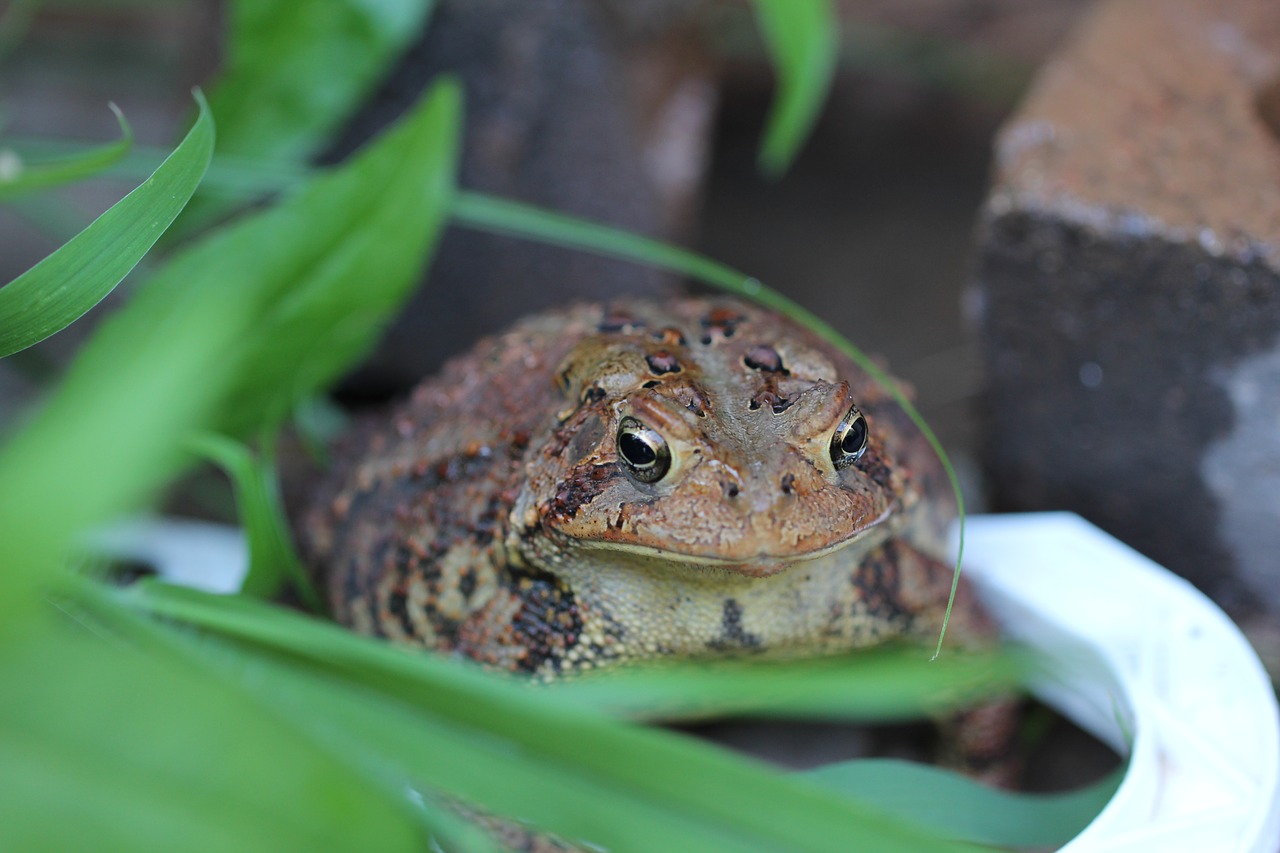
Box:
970;0;1280;620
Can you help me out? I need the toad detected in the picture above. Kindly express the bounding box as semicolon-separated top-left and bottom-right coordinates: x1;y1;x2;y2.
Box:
301;298;1002;688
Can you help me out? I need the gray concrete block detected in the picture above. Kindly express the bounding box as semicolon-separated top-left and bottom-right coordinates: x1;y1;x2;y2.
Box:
970;0;1280;618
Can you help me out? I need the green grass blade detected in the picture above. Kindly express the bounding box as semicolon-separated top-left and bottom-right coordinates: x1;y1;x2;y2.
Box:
0;96;210;358
208;0;433;165
0;103;132;199
802;758;1122;847
750;0;839;177
177;0;435;232
544;650;1022;723
0;623;427;853
450;190;969;657
187;79;460;436
114;580;993;853
185;432;323;612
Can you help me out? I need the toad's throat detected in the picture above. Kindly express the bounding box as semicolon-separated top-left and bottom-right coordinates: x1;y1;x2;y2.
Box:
543;507;893;578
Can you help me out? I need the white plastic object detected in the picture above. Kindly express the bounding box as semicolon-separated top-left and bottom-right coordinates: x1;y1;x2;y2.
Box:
89;517;248;594
959;512;1280;853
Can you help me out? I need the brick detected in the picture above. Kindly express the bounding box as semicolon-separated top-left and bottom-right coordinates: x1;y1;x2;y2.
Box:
971;0;1280;617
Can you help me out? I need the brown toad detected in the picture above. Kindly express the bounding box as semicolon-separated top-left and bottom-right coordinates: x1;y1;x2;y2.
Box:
301;297;1002;682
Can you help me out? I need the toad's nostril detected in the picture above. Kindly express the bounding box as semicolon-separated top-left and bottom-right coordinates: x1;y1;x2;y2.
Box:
722;481;740;499
780;473;796;495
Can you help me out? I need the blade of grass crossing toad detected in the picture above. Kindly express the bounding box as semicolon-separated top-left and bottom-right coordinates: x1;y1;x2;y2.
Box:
106;616;782;853
0;96;210;358
542;651;1022;723
751;0;839;177
801;758;1123;848
185;432;323;612
450;190;969;656
0;104;132;199
113;581;989;853
0;623;427;853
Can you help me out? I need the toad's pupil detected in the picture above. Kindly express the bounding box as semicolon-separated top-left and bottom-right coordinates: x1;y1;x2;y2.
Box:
620;432;657;466
842;418;866;454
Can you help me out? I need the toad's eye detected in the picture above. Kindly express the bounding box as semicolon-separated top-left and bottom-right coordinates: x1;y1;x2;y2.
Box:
616;416;671;483
830;405;868;469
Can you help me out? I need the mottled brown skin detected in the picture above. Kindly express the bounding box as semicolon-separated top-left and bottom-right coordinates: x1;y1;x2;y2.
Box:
302;298;1003;685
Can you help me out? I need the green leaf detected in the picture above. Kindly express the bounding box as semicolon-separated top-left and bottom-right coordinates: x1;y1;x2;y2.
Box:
0;623;426;853
751;0;839;177
185;432;323;612
544;650;1022;723
162;78;461;436
802;758;1122;848
178;0;435;231
0;97;210;358
208;0;433;165
109;581;993;853
451;190;970;657
0;103;132;199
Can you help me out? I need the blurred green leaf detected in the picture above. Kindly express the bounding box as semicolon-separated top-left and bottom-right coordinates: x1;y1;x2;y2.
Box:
110;580;991;853
801;758;1121;847
544;650;1022;723
180;0;434;231
0;623;427;853
186;432;323;612
189;79;458;436
0;104;132;199
451;190;970;658
0;98;207;358
209;0;432;165
750;0;839;177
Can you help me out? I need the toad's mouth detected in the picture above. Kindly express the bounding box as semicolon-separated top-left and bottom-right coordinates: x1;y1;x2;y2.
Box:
555;505;894;578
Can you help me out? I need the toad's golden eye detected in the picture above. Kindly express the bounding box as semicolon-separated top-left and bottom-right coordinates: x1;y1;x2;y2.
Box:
830;405;868;469
616;416;671;483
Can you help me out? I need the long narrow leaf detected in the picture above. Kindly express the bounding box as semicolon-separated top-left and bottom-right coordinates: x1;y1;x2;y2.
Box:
185;432;323;612
177;0;435;232
750;0;839;176
0;97;210;358
184;79;460;436
0;104;132;199
802;758;1122;847
450;190;969;657
207;0;433;166
544;650;1021;723
114;580;991;853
